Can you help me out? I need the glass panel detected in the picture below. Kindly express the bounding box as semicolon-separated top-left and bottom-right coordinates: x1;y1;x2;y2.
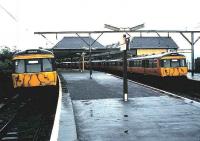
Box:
163;60;170;67
171;59;179;67
129;61;134;67
149;60;153;68
180;59;186;67
145;60;149;68
140;60;142;67
43;59;53;71
15;60;25;73
26;59;41;73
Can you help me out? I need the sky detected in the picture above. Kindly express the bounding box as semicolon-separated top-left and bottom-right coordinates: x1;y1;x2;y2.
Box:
1;0;200;61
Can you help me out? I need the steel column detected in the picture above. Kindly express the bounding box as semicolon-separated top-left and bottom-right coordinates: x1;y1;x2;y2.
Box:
89;33;92;79
123;34;129;101
82;53;85;72
191;32;194;76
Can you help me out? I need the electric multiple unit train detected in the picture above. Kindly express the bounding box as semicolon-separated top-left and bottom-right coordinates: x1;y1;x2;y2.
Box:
12;49;58;88
62;52;188;77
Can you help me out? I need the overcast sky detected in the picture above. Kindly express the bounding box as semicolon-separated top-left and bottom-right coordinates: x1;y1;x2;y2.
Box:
1;0;200;60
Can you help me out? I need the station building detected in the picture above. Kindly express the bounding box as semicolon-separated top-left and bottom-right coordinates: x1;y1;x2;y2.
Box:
129;36;179;56
91;36;179;60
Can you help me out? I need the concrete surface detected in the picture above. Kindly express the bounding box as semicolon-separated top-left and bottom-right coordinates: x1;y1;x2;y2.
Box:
60;70;200;141
50;76;77;141
61;70;161;100
58;93;78;141
73;97;200;141
187;72;200;81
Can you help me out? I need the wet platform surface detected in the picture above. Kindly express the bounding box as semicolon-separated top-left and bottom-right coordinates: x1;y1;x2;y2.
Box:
62;70;161;100
60;70;200;141
187;72;200;81
73;97;200;141
58;93;77;141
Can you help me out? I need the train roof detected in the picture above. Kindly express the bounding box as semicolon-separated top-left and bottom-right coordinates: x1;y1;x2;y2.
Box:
128;52;185;60
14;49;54;56
92;59;122;63
12;49;54;60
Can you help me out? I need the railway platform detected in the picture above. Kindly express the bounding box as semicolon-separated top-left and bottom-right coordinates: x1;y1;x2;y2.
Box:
187;72;200;81
52;70;200;141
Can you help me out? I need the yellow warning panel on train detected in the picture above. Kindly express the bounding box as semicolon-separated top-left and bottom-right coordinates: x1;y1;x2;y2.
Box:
12;49;58;88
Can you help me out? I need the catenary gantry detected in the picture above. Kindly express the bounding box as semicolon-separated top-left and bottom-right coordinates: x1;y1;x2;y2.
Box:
34;29;200;76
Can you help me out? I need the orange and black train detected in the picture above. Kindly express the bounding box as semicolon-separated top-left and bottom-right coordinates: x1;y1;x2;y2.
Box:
12;49;57;88
90;52;188;77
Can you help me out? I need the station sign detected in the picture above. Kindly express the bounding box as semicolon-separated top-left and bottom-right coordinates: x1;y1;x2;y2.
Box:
120;35;126;51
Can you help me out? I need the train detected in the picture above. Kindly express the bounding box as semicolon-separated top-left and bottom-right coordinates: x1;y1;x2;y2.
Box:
92;52;188;77
12;49;58;88
195;57;200;72
62;52;188;77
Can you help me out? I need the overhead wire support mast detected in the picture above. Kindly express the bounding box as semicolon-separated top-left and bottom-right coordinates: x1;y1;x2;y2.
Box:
104;23;144;102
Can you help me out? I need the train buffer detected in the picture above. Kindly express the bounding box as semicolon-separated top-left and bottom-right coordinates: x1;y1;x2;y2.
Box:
51;70;200;141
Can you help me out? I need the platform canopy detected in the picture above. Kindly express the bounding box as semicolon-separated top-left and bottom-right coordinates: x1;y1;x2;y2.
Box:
52;36;110;60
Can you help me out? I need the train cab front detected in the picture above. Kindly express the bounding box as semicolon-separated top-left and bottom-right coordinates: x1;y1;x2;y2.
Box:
160;58;188;77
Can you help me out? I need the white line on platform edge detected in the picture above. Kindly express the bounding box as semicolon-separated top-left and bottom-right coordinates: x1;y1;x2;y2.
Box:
50;76;62;141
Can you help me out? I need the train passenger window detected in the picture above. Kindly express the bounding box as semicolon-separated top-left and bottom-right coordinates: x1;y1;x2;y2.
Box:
26;59;41;73
136;60;139;67
153;60;157;68
142;60;145;67
129;61;134;67
180;59;186;67
161;60;170;67
26;59;41;72
15;60;25;73
171;59;179;67
144;60;149;68
43;59;53;71
133;61;135;67
149;60;153;68
136;61;138;67
139;60;142;67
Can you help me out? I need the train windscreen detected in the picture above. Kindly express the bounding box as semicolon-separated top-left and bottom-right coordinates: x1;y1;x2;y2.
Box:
160;59;186;68
15;58;53;73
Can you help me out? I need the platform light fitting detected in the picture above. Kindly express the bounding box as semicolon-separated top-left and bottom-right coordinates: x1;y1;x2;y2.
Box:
104;24;121;31
129;23;145;31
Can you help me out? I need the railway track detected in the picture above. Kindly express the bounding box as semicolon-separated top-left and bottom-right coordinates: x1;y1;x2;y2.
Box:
0;95;19;112
103;70;200;101
0;89;58;140
0;96;30;140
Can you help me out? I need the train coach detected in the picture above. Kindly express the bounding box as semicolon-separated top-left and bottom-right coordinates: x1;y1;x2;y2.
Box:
12;49;58;88
91;52;188;77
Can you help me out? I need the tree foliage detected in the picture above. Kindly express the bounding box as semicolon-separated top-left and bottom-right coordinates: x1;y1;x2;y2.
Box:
0;46;13;73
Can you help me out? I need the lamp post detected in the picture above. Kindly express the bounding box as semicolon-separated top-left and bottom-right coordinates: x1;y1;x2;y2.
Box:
122;34;130;101
76;53;81;71
81;52;86;72
104;24;144;101
89;33;92;79
82;44;96;78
